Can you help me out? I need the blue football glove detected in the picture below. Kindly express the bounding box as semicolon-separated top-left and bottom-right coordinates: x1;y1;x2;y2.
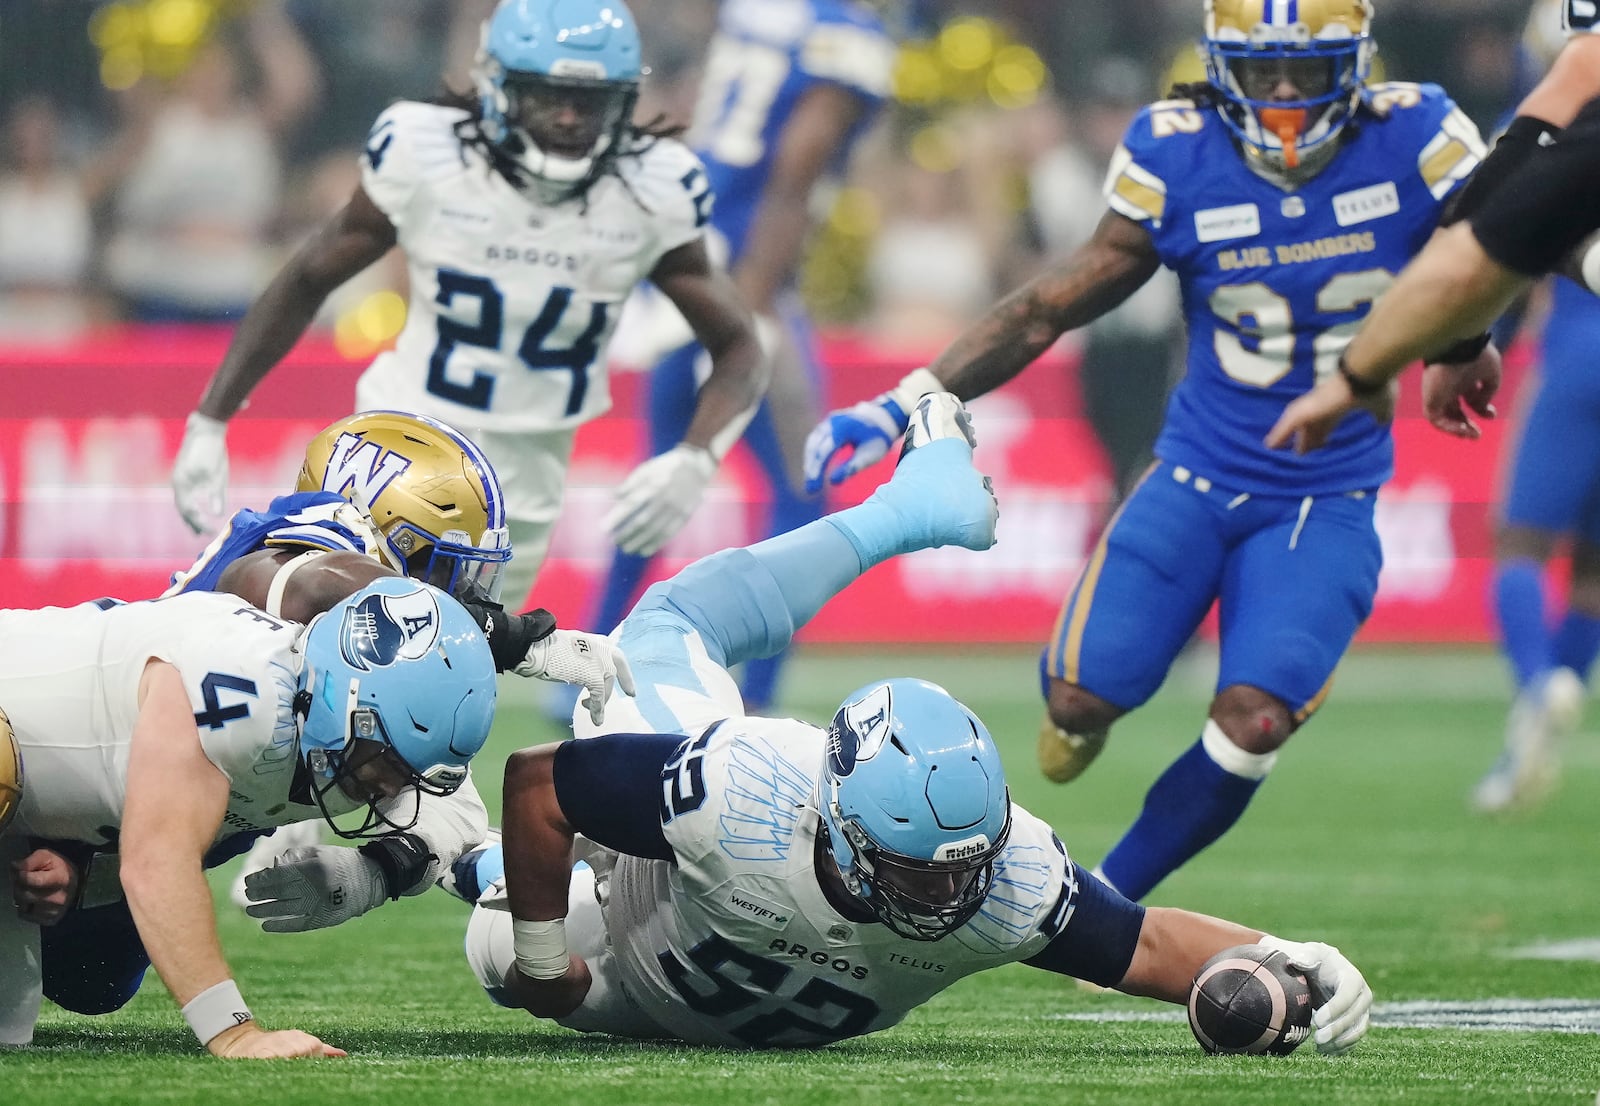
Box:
803;369;948;494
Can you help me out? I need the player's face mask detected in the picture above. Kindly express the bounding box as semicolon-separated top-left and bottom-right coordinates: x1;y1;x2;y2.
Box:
505;75;628;161
1203;0;1374;180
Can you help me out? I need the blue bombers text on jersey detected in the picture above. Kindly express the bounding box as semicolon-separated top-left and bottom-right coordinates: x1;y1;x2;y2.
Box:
1104;83;1484;495
686;0;895;263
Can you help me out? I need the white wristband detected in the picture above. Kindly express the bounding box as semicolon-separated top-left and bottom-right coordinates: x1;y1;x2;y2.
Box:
513;917;570;980
886;367;948;415
182;979;253;1046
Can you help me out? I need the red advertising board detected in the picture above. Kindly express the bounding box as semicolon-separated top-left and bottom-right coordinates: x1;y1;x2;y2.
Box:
0;328;1518;642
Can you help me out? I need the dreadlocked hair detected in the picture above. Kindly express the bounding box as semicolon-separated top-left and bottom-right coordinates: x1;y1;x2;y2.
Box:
431;88;686;212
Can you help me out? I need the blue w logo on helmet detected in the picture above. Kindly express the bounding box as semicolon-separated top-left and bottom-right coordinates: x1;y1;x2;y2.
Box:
338;587;441;672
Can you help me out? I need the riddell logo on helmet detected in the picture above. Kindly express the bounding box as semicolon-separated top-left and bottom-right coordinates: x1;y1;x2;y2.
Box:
935;835;991;862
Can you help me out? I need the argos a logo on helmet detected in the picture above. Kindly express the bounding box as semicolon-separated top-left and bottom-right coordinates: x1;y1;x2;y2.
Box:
827;685;894;777
339;587;441;672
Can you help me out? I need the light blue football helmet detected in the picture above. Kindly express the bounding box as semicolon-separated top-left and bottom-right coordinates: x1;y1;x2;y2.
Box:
473;0;643;198
819;678;1012;941
297;576;497;837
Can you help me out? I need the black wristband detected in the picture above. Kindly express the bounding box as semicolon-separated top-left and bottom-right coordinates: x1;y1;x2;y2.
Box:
359;832;437;900
452;580;557;672
1336;355;1388;398
1428;331;1493;365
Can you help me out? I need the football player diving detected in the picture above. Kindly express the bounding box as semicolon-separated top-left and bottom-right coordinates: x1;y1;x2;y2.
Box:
455;394;1372;1054
803;0;1494;903
0;577;497;1056
12;410;629;1030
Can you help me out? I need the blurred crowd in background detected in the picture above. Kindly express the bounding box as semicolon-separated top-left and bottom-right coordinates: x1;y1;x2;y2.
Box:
0;0;1558;352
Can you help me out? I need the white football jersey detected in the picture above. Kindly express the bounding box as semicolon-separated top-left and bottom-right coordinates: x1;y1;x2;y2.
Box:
0;593;358;846
357;102;711;432
595;718;1073;1047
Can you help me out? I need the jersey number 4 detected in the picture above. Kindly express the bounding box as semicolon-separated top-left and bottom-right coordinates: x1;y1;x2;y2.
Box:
428;272;610;414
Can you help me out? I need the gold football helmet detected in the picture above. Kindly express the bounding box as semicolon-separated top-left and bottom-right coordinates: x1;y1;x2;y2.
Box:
1204;0;1374;176
0;706;22;838
298;411;513;599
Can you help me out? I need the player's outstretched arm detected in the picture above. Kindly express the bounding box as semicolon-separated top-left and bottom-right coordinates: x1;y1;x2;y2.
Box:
499;743;592;1019
121;661;345;1058
804;210;1160;490
172;188;398;534
1118;909;1372;1056
607;240;769;556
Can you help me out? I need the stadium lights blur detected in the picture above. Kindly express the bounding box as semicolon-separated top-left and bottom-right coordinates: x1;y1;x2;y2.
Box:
334;291;407;361
89;0;243;89
891;16;1045;110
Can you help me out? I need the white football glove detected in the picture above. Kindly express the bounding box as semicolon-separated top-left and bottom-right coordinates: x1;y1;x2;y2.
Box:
172;411;230;534
242;845;387;933
606;443;716;556
1258;934;1372;1055
515;629;637;726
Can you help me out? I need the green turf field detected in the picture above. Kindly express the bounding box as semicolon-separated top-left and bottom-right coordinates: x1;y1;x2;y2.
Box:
14;647;1600;1104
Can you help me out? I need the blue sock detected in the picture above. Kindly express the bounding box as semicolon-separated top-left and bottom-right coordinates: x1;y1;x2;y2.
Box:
1553;609;1600;682
1493;559;1552;690
1099;736;1263;902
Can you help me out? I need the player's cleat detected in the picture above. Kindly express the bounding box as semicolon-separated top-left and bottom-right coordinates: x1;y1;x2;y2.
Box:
870;393;998;553
230;819;324;909
437;827;503;904
0;707;22;837
1036;716;1108;784
1469;667;1583;814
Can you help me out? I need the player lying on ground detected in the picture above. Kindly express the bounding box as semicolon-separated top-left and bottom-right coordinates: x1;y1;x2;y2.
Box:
1;578;496;1056
455;395;1372;1053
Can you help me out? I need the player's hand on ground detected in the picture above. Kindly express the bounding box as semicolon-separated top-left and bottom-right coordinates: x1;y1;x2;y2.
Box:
243;845;387;932
803;397;911;493
515;630;636;725
1265;374;1397;455
1259;936;1372;1055
1421;344;1500;440
607;444;716;555
11;847;78;926
509;956;592;1020
208;1022;347;1059
172;411;230;533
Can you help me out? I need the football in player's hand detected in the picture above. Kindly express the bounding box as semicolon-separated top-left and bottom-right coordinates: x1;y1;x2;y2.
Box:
1188;944;1314;1055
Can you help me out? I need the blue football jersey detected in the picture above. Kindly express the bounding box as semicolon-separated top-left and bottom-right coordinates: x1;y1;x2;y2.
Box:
1105;83;1484;495
163;491;388;597
686;0;895;262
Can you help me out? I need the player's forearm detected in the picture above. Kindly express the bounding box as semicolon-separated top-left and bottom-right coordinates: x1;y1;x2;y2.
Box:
195;260;335;421
680;329;769;460
930;249;1147;399
1116;907;1261;1005
501;745;578;921
1519;38;1600;128
121;849;239;1008
1342;224;1529;386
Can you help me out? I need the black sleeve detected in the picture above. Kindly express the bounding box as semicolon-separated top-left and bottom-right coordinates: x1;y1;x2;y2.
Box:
1439;114;1562;228
1022;861;1147;988
551;732;688;861
1472;97;1600;277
